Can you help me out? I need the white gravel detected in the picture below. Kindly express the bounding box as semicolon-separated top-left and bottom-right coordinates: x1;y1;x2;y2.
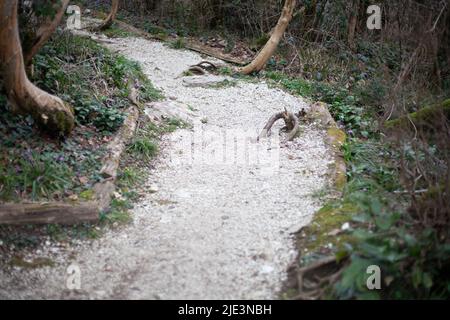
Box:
0;36;332;300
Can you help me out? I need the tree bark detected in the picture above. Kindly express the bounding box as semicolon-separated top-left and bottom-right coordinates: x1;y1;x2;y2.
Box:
0;202;99;225
23;0;70;66
347;0;360;50
240;0;297;75
97;0;119;30
0;0;74;136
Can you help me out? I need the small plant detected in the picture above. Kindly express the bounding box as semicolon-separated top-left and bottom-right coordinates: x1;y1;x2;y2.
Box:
0;152;74;201
169;38;186;49
127;137;158;159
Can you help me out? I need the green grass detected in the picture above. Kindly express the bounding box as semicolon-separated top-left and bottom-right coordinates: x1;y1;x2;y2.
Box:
169;38;186;49
0;152;73;201
102;23;138;38
33;30;162;133
127;138;158;159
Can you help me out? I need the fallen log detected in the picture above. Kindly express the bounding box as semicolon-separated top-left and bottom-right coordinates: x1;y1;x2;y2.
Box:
0;106;140;225
0;202;98;225
100;105;139;179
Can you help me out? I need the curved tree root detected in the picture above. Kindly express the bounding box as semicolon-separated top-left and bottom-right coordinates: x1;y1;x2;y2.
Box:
258;110;300;143
185;61;218;76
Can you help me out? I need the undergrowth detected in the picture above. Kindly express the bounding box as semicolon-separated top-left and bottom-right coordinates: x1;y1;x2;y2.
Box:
266;45;450;299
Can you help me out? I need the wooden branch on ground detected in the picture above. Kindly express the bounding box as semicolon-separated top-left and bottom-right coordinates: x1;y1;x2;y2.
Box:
0;106;140;225
258;110;300;142
100;106;139;179
0;202;98;225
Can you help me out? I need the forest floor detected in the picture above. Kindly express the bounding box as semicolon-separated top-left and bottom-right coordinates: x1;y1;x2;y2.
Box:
0;27;335;299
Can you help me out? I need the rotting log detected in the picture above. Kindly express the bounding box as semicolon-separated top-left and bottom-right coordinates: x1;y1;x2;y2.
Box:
0;106;141;225
309;102;347;192
100;106;139;179
0;202;99;225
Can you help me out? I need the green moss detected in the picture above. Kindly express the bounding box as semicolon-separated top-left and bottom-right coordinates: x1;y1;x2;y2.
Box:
327;127;346;148
79;189;95;201
385;99;450;130
299;202;358;255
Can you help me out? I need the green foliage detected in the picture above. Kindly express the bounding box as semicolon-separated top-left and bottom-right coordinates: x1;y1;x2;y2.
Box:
0;152;73;201
334;192;450;299
127;138;158;159
102;23;138;38
169;38;186;49
265;72;374;137
33;31;161;134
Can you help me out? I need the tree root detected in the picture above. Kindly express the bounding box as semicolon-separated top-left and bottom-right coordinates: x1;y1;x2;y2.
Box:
185;61;218;76
292;256;348;300
258;109;300;143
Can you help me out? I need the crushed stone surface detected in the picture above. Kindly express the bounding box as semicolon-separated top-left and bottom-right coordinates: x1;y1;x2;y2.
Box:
0;35;333;299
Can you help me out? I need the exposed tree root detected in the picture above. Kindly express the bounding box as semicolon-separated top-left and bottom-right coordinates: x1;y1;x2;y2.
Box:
186;61;218;76
258;109;300;143
292;256;348;300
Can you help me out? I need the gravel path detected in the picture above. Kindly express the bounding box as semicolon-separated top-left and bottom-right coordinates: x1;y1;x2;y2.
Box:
0;35;332;300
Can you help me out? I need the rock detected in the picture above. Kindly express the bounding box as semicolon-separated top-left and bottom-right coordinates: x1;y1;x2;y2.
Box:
182;75;231;88
341;222;350;231
149;184;159;193
68;194;79;201
145;100;198;125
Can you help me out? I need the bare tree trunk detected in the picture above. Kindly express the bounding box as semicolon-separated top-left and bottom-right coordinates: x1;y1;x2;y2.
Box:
23;0;70;66
240;0;297;75
0;1;74;136
97;0;119;30
347;0;360;50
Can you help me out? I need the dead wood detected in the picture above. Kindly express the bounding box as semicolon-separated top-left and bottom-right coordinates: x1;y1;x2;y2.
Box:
0;202;98;225
258;110;300;142
100;106;139;179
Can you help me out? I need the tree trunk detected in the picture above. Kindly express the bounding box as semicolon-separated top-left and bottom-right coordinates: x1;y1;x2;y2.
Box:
0;1;74;136
240;0;297;75
347;0;360;50
23;0;70;66
97;0;119;30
